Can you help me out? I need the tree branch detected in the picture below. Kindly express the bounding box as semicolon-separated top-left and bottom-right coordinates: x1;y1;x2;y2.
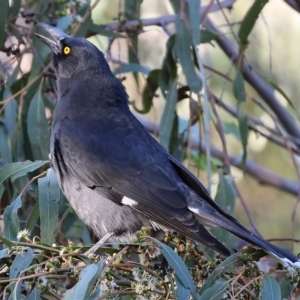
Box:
204;17;300;141
135;113;299;196
104;0;235;31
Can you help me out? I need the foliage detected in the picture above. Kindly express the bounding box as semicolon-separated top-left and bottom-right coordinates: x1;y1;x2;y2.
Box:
1;0;300;299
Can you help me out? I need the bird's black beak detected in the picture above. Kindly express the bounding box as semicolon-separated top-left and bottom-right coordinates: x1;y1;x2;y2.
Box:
35;23;69;55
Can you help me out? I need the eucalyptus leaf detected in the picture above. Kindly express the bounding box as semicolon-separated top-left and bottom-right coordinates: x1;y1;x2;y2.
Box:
27;90;50;160
262;274;281;300
212;173;236;249
0;0;8;47
113;63;150;75
175;17;201;93
28;288;42;300
3;195;22;241
9;249;34;296
154;240;196;298
200;278;229;300
38;168;60;245
238;0;269;46
0;160;49;184
64;260;104;299
159;81;178;150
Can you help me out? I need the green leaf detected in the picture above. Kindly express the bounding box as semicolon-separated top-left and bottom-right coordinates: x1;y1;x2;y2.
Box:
3;88;18;135
57;14;73;31
0;0;8;47
238;0;269;47
9;250;34;296
200;29;219;44
0;160;49;184
134;69;161;114
233;71;246;103
262;274;281;300
154;240;196;298
88;24;128;39
3;195;22;241
238;112;249;165
175;275;192;300
113;63;150;75
8;0;21;19
160;35;177;98
269;81;298;116
0;124;12;165
25;200;40;233
279;276;293;298
233;71;248;165
199;253;243;293
200;278;229;300
0;233;15;247
159;81;178;150
28;288;42;300
64;260;104;299
27;90;50;160
212;173;236;249
188;0;201;45
223;122;240;140
38;168;60;245
124;0;143;85
175;17;201;93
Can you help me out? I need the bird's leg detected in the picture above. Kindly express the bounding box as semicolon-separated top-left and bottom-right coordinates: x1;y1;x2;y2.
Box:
84;232;114;256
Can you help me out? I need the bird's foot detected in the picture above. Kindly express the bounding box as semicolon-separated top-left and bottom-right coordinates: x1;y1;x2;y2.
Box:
84;232;114;256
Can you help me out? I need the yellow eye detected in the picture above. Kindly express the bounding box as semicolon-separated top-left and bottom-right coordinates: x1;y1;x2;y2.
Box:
63;46;71;55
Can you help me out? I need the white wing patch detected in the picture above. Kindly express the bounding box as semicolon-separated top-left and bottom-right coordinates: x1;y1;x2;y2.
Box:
122;196;138;206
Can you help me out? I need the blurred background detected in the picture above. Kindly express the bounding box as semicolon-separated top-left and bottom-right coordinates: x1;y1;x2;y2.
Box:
1;0;300;255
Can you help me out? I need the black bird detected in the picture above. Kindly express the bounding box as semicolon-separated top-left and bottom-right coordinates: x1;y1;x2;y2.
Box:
35;23;299;267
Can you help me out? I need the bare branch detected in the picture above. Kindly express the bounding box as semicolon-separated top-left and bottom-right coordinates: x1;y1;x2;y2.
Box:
135;113;299;196
204;17;300;141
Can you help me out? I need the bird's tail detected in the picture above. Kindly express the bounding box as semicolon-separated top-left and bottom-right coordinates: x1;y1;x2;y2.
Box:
225;222;300;268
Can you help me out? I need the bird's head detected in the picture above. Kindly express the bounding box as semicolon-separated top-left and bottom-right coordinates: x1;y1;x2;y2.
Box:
35;23;111;80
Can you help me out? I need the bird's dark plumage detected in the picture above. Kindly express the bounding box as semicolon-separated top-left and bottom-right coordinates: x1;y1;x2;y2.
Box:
36;23;300;267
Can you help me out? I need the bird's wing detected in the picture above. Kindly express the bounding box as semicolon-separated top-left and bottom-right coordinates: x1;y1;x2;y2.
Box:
53;116;230;256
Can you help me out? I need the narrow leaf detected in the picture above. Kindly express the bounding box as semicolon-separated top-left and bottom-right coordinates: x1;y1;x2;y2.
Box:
279;276;293;298
3;195;22;241
88;24;128;39
9;250;34;296
27;90;50;160
0;124;12;165
65;261;104;299
0;233;15;247
188;0;201;44
38;168;60;245
238;112;249;165
57;14;73;31
25;201;40;233
0;160;49;184
134;69;161;114
200;29;218;44
175;17;201;93
159;81;178;150
3;88;18;135
0;0;8;47
113;63;150;75
199;253;242;293
175;275;191;300
223;122;241;140
28;288;42;300
200;278;229;300
154;240;196;298
262;274;281;300
233;71;246;103
212;173;236;249
238;0;269;47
